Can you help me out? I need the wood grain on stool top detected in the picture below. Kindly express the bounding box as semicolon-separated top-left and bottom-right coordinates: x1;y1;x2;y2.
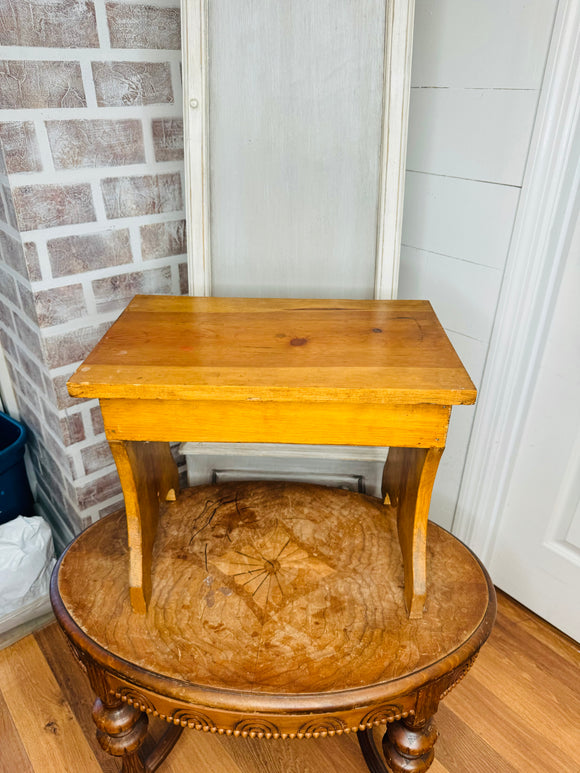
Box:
57;482;489;697
67;296;476;405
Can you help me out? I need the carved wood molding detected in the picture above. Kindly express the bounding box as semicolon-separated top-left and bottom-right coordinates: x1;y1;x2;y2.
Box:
111;680;416;739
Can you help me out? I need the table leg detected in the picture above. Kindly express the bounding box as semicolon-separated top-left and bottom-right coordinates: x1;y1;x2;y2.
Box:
109;440;180;613
81;655;150;772
358;727;390;772
383;715;438;773
93;695;149;773
382;447;443;617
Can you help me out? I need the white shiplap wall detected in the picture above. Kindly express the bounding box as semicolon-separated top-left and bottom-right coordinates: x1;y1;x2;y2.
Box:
399;0;559;529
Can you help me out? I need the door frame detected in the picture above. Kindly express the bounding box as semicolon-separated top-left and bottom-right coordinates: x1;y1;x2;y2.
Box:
452;0;580;563
180;0;416;299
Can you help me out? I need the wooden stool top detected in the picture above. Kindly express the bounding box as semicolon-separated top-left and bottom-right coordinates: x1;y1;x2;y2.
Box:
52;482;494;736
67;296;476;406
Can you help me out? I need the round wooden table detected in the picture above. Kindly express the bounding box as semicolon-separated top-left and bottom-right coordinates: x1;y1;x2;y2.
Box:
50;482;495;773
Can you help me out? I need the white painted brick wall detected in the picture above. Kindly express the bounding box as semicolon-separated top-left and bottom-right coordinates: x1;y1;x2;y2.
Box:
0;0;188;531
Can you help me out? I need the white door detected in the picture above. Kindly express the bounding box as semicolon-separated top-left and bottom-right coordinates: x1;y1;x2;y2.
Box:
488;212;580;641
181;0;415;298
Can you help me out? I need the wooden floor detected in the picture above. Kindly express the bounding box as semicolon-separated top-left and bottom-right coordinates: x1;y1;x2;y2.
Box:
0;591;578;773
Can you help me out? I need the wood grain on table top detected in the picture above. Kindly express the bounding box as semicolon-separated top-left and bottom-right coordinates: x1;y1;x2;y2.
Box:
68;297;476;405
57;482;490;702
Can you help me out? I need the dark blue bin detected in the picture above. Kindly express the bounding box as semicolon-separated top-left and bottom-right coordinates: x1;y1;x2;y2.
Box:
0;412;34;524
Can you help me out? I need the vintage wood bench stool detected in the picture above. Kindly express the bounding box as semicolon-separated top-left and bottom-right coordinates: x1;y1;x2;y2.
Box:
51;296;496;772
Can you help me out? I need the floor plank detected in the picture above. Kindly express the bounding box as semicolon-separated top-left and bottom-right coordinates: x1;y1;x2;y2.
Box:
33;624;119;773
492;604;580;697
497;593;580;663
164;730;246;773
221;732;370;773
471;638;578;759
0;636;102;772
0;688;34;773
444;674;575;772
435;702;519;773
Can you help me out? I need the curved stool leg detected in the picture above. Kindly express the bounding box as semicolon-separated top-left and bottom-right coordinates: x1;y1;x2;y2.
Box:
382;715;438;773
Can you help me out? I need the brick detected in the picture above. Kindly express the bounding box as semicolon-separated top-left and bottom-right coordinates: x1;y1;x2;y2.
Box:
18;398;45;445
107;3;180;50
43;371;58;402
13;310;45;361
90;405;105;436
0;61;86;109
17;280;39;325
98;498;125;519
81;440;114;475
3;355;17;387
44;322;110;369
64;479;78;510
0;328;18;361
0;265;18;306
0;229;27;276
45;324;110;368
33;440;68;488
2;185;19;230
0;297;15;333
0;122;42;173
38;485;81;537
23;242;42;282
34;283;87;327
179;261;188;295
52;372;83;411
92;266;172;314
36;466;66;509
152;118;183;161
13;183;95;231
76;470;122;510
140;219;186;260
0;0;99;48
42;399;63;439
101;173;182;219
41;429;68;471
10;366;40;412
60;413;86;446
92;61;173;107
48;229;132;277
46;119;145;169
17;348;45;389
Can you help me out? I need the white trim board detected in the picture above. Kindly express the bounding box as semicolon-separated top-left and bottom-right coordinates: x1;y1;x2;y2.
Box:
452;0;580;563
181;0;415;299
181;0;211;296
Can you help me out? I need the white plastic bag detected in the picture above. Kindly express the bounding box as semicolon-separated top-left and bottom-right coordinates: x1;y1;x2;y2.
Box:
0;516;55;617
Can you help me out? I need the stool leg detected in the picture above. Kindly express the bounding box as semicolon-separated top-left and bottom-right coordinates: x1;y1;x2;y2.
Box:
382;447;443;618
382;715;438;773
108;439;180;614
